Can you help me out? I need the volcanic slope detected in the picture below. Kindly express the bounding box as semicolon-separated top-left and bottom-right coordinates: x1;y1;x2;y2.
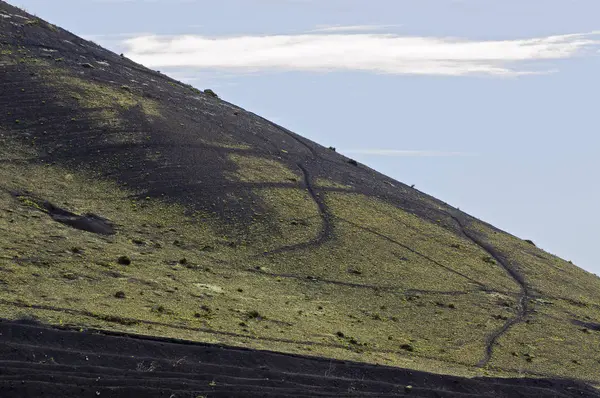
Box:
1;0;600;392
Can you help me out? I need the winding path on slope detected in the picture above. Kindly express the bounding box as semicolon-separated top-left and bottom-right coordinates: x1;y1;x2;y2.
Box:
448;214;532;367
261;162;334;255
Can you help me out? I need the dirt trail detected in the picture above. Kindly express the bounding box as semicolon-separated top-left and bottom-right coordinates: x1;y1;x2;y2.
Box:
337;217;488;289
448;214;531;367
262;162;333;255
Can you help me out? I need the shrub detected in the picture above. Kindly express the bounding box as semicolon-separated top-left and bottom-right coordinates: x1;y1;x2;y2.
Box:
117;255;131;265
400;343;414;352
204;89;219;98
247;310;262;319
482;256;496;264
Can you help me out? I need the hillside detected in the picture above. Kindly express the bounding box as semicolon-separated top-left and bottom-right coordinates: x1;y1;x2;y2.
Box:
1;1;600;396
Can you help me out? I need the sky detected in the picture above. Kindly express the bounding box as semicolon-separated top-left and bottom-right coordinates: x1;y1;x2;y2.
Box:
9;0;600;275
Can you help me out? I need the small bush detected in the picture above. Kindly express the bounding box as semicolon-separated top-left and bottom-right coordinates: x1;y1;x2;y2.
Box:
203;89;219;98
347;159;358;166
400;343;414;352
482;256;496;264
247;310;262;319
151;305;166;314
117;255;131;265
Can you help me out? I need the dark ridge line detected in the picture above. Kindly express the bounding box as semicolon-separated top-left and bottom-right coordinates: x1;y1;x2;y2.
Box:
245;268;482;296
447;214;532;368
261;163;333;256
335;217;489;289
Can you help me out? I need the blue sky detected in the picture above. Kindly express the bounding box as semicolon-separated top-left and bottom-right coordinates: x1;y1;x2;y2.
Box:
11;0;600;275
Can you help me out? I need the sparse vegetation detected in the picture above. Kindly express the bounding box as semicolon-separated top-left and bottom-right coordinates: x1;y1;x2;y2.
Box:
1;14;600;386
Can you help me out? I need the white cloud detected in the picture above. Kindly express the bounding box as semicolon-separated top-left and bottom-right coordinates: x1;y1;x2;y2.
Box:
121;31;600;77
341;150;477;157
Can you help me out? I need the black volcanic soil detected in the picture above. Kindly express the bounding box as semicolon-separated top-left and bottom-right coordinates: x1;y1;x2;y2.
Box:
0;0;454;231
1;319;598;398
